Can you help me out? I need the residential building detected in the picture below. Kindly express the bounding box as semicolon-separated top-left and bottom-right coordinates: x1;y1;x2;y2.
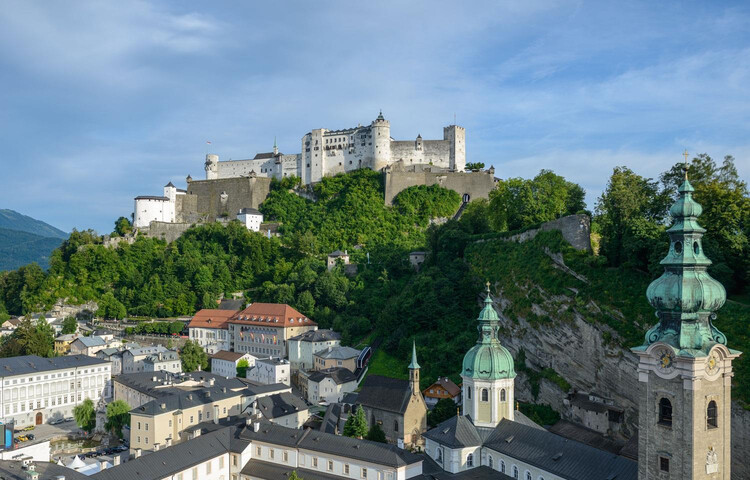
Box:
313;346;360;372
54;334;79;355
287;329;341;371
212;351;255;379
69;336;108;356
305;368;358;405
229;303;317;357
357;344;427;449
96;348;124;376
564;391;624;435
236;208;263;232
122;345;179;374
0;355;112;426
188;309;235;354
254;392;310;428
143;350;182;373
113;371;250;408
408;251;426;271
327;250;350;271
422;377;461;408
246;358;290;386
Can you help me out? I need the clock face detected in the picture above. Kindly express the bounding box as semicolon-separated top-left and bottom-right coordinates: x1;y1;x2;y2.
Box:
657;349;675;371
706;353;720;374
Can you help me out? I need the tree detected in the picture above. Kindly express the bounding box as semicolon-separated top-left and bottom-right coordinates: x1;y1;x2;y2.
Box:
97;292;127;320
0;318;55;358
288;472;303;480
61;316;78;334
365;423;387;443
113;217;133;237
343;406;368;438
236;359;249;378
105;400;131;438
74;398;96;432
465;162;485;171
180;340;208;372
428;398;458;426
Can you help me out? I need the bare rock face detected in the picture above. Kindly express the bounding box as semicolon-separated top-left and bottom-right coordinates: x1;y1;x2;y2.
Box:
50;299;98;319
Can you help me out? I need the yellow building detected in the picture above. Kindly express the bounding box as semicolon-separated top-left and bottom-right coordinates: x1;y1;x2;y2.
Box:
54;334;78;355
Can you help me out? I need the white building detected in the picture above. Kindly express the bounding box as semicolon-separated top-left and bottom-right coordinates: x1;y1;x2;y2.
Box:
237;208;263;232
246;358;290;386
305;368;358;405
133;182;185;228
188;309;235;354
211;351;255;379
326;250;350;271
122;346;180;374
253;392;310;428
287;329;341;371
143;350;182;373
0;355;111;427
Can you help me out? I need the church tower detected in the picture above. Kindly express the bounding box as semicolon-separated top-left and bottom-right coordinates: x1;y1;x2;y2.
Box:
461;283;516;428
409;341;420;396
632;168;741;479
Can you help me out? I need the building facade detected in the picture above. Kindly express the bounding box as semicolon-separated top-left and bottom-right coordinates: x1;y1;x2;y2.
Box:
212;351;255;379
188;309;235;354
247;358;290;386
0;355;112;427
287;329;341;372
312;346;360;372
230;303;317;358
122;346;180;374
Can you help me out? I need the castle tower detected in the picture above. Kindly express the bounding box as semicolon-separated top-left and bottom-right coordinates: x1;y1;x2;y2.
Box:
205;154;219;180
461;283;516;428
371;111;391;171
409;341;420;396
632;168;741;479
443;125;465;172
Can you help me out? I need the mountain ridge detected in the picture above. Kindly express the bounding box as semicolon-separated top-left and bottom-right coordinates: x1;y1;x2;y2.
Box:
0;209;68;239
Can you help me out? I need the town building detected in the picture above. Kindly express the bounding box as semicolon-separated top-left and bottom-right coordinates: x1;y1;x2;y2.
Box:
422;377;462;408
121;345;180;374
211;351;255;379
142;349;181;373
96;348;125;376
305;368;359;405
327;250;350;271
254;392;310;428
631;175;741;479
133;182;187;228
229;303;317;358
69;336;108;356
0;355;112;427
356;343;427;449
408;251;427;271
313;346;360;372
54;334;79;355
246;358;290;386
188;309;235;354
564;391;624;436
236;208;263;232
287;329;341;372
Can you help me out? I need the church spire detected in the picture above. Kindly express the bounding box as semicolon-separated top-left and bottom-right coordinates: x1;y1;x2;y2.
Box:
409;340;420;370
408;340;420;396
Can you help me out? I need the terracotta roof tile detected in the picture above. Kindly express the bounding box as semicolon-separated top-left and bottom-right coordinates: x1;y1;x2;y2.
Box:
188;309;237;329
229;303;316;328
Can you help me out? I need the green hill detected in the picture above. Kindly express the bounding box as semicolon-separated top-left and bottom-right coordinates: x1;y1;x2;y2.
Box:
0;227;64;271
0;209;68;239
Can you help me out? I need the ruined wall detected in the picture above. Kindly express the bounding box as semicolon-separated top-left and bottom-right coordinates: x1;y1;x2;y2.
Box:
186;176;272;221
384;169;496;205
506;214;592;252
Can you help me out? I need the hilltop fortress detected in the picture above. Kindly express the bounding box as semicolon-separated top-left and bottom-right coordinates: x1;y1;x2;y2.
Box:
133;113;495;238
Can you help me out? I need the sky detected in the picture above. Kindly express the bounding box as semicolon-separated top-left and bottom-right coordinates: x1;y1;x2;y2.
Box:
1;1;749;234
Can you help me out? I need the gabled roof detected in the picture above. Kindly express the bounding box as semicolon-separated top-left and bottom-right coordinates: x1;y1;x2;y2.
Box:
97;348;120;358
219;299;245;311
230;303;316;328
72;336;106;348
0;460;89;480
252;152;277;159
314;346;361;360
423;377;461;398
188;309;237;329
308;367;357;385
0;355;108;377
289;329;341;343
256;392;309;419
423;415;482;448
212;350;247;362
131;385;243;416
328;250;348;257
357;375;412;414
483;419;637;480
92;427;231;480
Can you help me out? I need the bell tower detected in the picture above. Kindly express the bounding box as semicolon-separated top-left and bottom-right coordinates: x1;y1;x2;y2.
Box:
632;163;741;479
408;341;420;396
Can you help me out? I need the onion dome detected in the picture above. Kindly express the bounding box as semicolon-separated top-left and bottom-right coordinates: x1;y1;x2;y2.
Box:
462;283;516;380
640;170;728;354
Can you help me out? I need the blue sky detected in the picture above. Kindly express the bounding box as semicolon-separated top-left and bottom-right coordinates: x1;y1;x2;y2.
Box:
1;1;749;234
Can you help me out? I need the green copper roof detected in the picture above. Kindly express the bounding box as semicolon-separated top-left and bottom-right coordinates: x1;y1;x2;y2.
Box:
636;173;729;356
408;340;420;370
462;284;516;380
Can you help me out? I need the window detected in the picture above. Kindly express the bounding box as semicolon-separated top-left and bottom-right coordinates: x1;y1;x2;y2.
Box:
137;422;141;429
270;449;274;459
206;461;212;474
219;457;224;469
660;456;670;472
137;436;140;443
467;387;471;400
145;424;148;431
283;451;288;462
328;460;333;471
436;449;442;464
501;389;506;402
658;398;673;426
169;420;172;427
526;472;532;480
513;466;519;479
344;464;350;475
707;400;718;428
192;467;198;480
488;456;493;469
467;453;473;467
145;438;148;444
256;446;262;456
481;389;488;402
361;467;367;479
232;455;238;467
313;458;318;468
500;460;505;473
394;420;399;432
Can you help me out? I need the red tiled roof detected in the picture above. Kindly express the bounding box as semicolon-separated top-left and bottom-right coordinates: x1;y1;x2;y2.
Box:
423;377;461;398
229;303;316;328
188;309;237;329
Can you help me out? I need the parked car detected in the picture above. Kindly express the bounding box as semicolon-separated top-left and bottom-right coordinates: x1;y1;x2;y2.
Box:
17;436;27;442
26;434;34;441
64;417;74;423
22;426;34;432
49;418;65;425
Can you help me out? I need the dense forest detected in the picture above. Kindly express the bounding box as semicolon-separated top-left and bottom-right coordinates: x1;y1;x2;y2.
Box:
0;156;748;405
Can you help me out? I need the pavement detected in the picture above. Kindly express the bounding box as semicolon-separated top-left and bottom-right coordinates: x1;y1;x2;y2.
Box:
15;420;81;447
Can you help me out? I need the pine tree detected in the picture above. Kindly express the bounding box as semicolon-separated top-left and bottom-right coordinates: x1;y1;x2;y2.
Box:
343;407;368;438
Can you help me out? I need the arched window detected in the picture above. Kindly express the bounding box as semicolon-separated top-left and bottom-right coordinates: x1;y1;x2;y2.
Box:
466;453;473;467
707;400;718;429
513;466;519;479
481;389;489;402
436;448;443;464
467;387;471;400
394;420;399;432
487;456;493;469
500;389;506;401
658;398;673;426
500;460;505;473
526;472;532;480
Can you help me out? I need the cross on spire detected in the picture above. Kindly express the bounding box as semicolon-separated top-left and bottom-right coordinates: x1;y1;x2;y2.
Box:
683;150;690;180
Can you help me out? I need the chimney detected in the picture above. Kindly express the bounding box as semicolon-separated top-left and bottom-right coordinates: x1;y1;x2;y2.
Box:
165;437;172;447
160;403;166;410
193;429;202;438
134;448;142;459
153;443;160;452
152;376;157;382
99;460;108;471
113;456;121;466
213;405;219;424
245;417;252;427
253;422;260;433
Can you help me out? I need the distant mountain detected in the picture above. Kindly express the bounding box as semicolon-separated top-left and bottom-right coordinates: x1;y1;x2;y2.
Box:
0;227;64;271
0;209;68;239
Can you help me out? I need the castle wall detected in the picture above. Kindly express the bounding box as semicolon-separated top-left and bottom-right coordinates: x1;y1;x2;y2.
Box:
134;197;171;228
504;214;592;252
389;140;451;168
147;222;194;243
186;177;272;221
383;170;496;206
175;193;199;222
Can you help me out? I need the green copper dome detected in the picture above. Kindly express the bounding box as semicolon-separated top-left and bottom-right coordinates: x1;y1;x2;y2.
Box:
462;284;516;380
638;174;728;355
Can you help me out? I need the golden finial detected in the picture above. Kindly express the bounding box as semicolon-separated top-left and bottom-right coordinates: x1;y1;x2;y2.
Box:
457;407;460;417
485;281;491;292
683;150;690;180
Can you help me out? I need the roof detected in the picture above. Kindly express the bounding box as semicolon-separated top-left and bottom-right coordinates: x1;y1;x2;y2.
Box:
0;355;109;377
256;392;309;419
357;375;412;414
483;419;637;480
72;336;106;348
328;250;348;257
238;207;262;215
114;371;248;398
548;419;624;455
253;152;277;159
308;367;358;385
219;299;245;311
56;334;78;341
230;303;316;328
241;460;358;480
188;309;237;329
134;195;169;201
144;350;179;363
423;377;461;398
164;181;175;187
569;392;623;413
212;350;247;362
423;415;483;448
420;456;514;480
123;345;170;357
314;346;361;360
93;427;231;480
289;329;341;343
0;461;89;480
97;348;120;358
131;385;244;416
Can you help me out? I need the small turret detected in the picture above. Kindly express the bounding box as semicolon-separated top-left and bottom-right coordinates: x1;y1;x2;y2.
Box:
205;154;219;180
408;340;420;396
